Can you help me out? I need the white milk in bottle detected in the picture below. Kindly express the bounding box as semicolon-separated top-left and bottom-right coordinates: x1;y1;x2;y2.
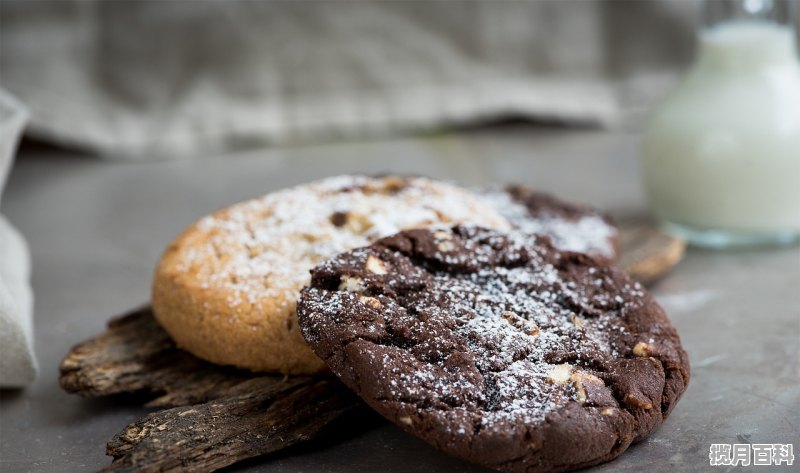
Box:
642;0;800;247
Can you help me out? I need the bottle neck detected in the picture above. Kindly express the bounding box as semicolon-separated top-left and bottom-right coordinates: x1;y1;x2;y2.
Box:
702;0;795;28
697;20;799;71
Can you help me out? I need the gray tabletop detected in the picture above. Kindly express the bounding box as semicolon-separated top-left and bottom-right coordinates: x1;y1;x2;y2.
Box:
1;127;798;472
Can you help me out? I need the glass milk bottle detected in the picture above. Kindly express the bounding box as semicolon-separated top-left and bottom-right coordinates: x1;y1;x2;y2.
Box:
642;0;800;247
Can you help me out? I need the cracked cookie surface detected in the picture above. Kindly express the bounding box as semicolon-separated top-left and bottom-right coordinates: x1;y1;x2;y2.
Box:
298;226;689;473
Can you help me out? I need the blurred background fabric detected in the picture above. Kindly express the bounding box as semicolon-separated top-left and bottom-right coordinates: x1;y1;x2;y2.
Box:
0;0;703;159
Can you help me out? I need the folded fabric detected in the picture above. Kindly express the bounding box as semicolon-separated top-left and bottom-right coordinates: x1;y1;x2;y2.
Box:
0;215;36;387
0;90;27;201
0;88;36;388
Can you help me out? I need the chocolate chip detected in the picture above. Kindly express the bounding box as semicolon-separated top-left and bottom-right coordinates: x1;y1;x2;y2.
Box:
329;211;349;227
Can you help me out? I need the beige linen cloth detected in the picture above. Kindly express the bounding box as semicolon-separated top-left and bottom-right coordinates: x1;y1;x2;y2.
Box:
0;88;36;388
0;0;698;159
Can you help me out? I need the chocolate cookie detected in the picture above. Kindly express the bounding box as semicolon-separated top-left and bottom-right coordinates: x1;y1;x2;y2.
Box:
297;226;689;473
479;186;620;262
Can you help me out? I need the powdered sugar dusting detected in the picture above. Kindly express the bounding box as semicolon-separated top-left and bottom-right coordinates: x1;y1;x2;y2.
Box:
479;188;616;259
300;226;645;431
175;176;511;313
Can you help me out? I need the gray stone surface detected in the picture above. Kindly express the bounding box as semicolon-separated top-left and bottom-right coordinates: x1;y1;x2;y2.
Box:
0;127;798;472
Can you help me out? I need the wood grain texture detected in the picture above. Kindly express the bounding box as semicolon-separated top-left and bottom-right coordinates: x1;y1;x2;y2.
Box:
60;307;256;408
104;377;359;473
60;307;362;472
